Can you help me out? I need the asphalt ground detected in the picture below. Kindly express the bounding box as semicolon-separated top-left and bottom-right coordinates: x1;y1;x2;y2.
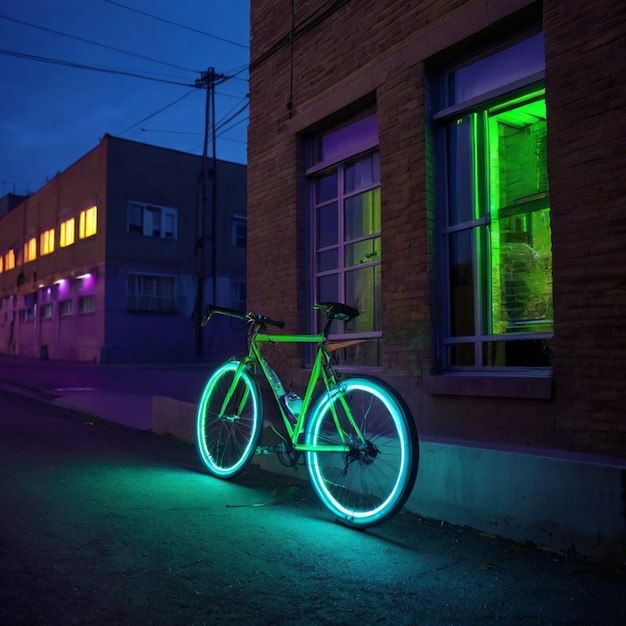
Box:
1;379;625;625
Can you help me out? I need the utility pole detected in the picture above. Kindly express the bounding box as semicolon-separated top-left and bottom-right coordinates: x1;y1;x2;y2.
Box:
194;67;219;358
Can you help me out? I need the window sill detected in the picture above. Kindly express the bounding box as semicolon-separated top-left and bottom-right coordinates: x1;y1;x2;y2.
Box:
424;370;553;399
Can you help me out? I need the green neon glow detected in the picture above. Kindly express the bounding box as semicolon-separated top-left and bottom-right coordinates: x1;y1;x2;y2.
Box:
196;305;418;526
487;92;552;338
196;361;262;478
305;378;413;525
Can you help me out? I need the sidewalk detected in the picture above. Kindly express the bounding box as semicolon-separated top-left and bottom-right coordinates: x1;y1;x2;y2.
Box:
0;354;216;432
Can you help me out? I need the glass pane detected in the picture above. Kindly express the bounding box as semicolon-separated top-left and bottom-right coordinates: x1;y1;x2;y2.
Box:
345;237;380;267
345;152;380;193
317;274;338;304
315;171;338;203
488;96;548;209
316;202;338;249
447;117;475;225
483;339;552;367
344;189;381;240
449;343;475;367
315;114;378;165
317;249;338;272
448;229;475;337
345;265;380;332
491;207;553;333
450;33;544;106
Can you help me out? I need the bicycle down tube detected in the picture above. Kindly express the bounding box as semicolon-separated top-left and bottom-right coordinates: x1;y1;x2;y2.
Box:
250;331;361;454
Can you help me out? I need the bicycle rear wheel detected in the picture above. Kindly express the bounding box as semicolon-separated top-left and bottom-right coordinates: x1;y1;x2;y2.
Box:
305;377;418;527
196;361;262;479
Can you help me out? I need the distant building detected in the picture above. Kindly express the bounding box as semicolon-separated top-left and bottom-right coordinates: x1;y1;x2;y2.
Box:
0;135;246;363
247;0;626;557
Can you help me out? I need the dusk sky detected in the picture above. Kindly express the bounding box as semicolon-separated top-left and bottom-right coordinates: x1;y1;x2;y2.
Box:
0;0;250;197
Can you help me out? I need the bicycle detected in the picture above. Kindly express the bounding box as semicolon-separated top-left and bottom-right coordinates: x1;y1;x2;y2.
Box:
196;302;419;528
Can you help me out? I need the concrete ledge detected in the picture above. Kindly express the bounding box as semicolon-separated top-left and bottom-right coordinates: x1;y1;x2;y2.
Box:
151;395;625;560
151;396;197;443
409;438;625;561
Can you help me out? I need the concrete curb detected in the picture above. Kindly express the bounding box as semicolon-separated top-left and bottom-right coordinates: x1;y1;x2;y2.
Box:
151;395;626;561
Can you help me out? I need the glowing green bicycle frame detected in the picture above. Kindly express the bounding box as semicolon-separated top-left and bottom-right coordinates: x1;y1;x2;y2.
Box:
196;302;419;527
249;331;361;453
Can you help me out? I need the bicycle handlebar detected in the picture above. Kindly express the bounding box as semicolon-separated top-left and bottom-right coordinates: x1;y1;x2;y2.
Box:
203;304;285;329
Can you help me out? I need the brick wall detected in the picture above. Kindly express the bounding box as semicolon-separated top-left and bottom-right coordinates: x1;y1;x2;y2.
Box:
248;0;626;458
545;0;626;455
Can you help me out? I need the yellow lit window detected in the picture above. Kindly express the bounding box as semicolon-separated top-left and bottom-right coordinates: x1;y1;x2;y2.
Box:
60;218;75;247
79;206;97;239
5;250;15;270
0;255;3;273
24;237;37;262
40;228;55;255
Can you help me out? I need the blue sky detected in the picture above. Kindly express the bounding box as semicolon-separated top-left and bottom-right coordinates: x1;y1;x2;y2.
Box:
0;0;250;196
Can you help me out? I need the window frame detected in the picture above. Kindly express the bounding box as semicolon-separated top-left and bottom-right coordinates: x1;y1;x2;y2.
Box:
40;228;55;256
79;206;97;239
232;215;247;247
307;113;382;368
60;217;76;248
24;236;37;263
427;32;553;397
126;272;176;313
127;202;178;240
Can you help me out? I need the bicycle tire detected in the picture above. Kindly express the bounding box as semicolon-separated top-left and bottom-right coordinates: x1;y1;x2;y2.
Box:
196;361;263;479
305;377;418;527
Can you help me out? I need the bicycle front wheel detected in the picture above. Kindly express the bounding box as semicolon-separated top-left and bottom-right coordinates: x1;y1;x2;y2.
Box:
196;361;263;479
305;377;418;527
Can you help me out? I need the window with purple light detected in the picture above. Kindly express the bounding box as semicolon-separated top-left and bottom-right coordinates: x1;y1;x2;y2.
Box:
308;113;381;367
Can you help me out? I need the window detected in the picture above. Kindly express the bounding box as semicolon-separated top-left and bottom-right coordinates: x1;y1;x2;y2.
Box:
434;33;552;369
78;295;95;314
59;300;73;317
308;114;381;367
232;280;246;311
232;216;247;247
4;250;16;271
0;255;3;273
60;218;75;247
24;237;37;262
22;293;36;322
40;228;55;256
79;206;97;239
127;202;177;239
127;273;175;312
41;303;53;319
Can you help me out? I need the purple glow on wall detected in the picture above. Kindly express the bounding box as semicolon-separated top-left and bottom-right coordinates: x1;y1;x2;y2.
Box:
55;278;69;297
78;273;96;292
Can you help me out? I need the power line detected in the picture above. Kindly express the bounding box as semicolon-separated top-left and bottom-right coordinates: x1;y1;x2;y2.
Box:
0;11;199;75
118;89;198;136
104;0;249;50
0;48;195;87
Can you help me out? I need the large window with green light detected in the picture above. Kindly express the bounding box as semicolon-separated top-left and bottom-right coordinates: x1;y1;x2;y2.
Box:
435;33;553;369
308;114;381;367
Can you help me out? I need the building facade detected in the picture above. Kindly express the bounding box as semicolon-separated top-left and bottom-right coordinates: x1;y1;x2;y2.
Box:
0;135;247;363
247;0;626;557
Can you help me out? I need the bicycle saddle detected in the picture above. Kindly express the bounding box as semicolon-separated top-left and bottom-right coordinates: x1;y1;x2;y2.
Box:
316;302;360;321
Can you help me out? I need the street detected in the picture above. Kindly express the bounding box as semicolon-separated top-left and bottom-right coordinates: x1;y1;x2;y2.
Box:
1;390;624;625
